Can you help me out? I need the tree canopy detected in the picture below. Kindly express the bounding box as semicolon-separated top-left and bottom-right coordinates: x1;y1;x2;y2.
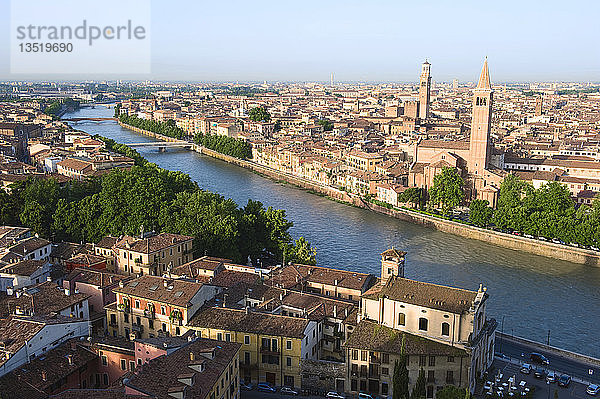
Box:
248;106;271;122
469;199;493;227
195;133;252;159
428;167;465;214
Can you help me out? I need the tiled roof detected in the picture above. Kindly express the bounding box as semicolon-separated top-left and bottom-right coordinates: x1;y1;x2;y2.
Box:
112;275;203;307
8;237;50;255
188;307;310;338
271;264;374;291
64;268;128;288
362;276;479;314
113;233;193;254
125;338;240;399
344;320;466;356
0;259;45;277
95;236;119;249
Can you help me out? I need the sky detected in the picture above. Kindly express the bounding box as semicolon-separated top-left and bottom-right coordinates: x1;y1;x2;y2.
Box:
0;0;599;83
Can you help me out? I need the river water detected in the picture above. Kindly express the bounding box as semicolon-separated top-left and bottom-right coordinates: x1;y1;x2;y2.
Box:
63;106;600;357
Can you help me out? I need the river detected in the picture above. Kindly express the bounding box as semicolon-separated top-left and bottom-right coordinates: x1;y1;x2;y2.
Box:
63;106;600;358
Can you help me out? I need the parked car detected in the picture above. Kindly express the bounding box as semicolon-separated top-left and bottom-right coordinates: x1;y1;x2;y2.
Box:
533;367;546;379
587;384;600;395
240;382;253;390
524;234;534;239
326;392;346;399
280;387;298;395
552;238;562;244
558;374;572;387
257;383;276;392
546;371;557;383
530;352;550;365
591;246;600;252
520;364;532;374
358;394;374;399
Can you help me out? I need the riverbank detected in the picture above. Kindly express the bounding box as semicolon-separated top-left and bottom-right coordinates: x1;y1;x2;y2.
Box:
118;121;600;267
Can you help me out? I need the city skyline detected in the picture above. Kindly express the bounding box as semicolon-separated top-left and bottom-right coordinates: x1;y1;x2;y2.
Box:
1;0;599;82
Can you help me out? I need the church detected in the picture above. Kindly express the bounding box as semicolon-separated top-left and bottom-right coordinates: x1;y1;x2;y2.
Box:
408;59;506;207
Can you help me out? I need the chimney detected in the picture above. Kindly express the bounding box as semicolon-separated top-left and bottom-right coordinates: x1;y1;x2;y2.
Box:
6;287;13;296
46;276;52;282
64;288;70;296
67;354;73;365
41;370;47;381
163;279;168;288
345;308;348;318
189;352;195;362
333;305;337;318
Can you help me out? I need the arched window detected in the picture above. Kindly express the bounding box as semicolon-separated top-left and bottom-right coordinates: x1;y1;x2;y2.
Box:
441;322;450;337
418;317;428;331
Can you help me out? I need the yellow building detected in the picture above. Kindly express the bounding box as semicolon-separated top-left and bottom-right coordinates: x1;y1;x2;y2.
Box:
113;233;194;276
345;150;384;172
188;307;320;390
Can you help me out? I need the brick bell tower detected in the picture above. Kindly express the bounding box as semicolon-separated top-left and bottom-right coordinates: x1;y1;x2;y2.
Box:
419;60;431;120
468;57;493;178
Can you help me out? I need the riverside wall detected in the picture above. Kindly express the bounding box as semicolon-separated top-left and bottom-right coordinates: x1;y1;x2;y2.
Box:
118;122;600;267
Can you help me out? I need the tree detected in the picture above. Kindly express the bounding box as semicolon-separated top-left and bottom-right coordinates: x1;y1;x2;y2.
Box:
317;119;334;131
469;199;493;227
411;368;426;399
428;167;464;214
393;335;409;399
248;106;271;122
399;187;424;209
284;236;317;265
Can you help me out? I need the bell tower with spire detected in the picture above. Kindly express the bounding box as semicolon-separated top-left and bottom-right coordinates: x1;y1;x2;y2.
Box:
419;60;431;120
469;57;493;177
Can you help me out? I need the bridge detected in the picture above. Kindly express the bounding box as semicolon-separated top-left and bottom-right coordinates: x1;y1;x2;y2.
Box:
62;117;117;122
126;141;194;152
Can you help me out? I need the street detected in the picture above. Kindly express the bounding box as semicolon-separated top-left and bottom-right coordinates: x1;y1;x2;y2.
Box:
496;335;600;385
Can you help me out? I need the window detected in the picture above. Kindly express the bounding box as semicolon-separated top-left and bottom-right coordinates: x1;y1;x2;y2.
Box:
120;359;126;370
398;312;406;326
175;327;180;335
382;382;389;396
225;333;231;342
286;340;292;350
262;338;270;349
382;353;389;364
360;379;367;392
428;370;435;383
427;386;434;398
446;371;454;384
441;322;450;337
124;314;129;323
244;335;250;345
429;356;436;367
161;306;166;315
361;350;367;361
419;355;427;367
129;361;135;371
418;317;428;331
217;333;223;341
272;339;278;352
351;379;357;392
103;374;109;386
382;367;389;376
244;352;250;365
352;350;358;360
101;355;107;366
149;320;154;330
287;357;292;367
134;300;140;309
447;356;455;363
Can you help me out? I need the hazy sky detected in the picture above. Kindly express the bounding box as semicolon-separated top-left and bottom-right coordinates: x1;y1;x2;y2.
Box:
1;0;599;82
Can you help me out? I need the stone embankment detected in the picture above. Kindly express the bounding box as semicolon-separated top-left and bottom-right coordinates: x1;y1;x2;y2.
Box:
119;121;600;267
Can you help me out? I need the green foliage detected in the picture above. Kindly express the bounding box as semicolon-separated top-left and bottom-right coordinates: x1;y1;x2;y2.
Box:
1;159;315;264
119;114;187;139
411;368;426;399
428;167;465;214
393;336;409;399
195;133;252;160
317;119;334;131
399;187;425;210
492;174;600;246
469;199;493;227
43;97;80;118
248;106;271;122
436;386;471;399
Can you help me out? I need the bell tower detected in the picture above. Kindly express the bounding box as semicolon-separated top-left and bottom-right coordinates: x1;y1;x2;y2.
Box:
419;60;431;120
381;248;407;282
469;57;493;177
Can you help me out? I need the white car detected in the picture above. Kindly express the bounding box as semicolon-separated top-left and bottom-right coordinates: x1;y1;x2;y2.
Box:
280;387;298;395
587;384;600;395
520;363;532;374
326;392;345;399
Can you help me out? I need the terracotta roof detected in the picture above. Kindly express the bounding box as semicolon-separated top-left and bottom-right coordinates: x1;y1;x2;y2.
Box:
112;275;203;307
8;237;50;255
64;268;128;289
95;236;119;249
0;259;45;277
125;338;240;399
419;139;470;150
188;307;310;338
344;320;467;356
362;276;479;314
271;264;374;291
113;233;193;254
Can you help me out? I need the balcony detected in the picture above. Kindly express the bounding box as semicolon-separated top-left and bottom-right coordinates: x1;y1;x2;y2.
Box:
260;346;280;355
